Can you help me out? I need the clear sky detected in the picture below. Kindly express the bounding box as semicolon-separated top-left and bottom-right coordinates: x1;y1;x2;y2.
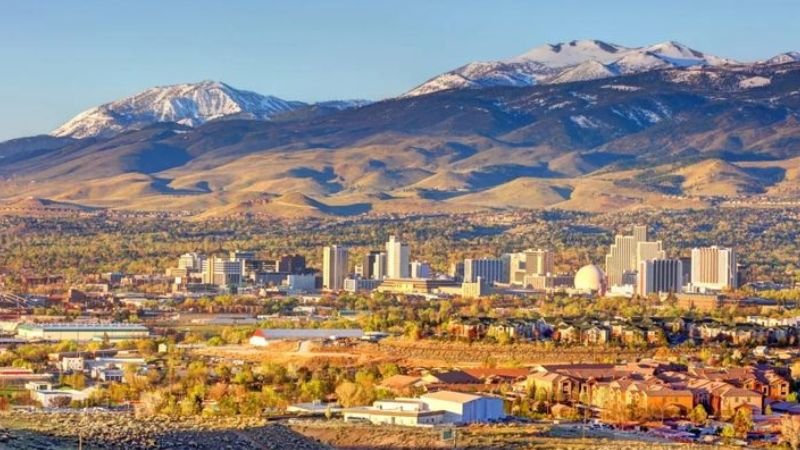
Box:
1;0;799;141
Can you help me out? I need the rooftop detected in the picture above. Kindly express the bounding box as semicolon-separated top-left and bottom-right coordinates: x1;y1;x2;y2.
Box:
18;323;149;331
421;390;484;404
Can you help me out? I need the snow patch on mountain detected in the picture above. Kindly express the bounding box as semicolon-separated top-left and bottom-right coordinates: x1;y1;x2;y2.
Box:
763;51;800;65
549;60;619;84
739;76;771;89
601;84;642;92
513;39;629;67
570;115;603;129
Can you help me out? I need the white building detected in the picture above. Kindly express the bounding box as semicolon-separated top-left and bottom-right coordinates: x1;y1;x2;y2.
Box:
178;252;205;272
249;328;364;346
420;391;505;424
322;245;349;291
26;382;98;408
16;323;150;342
201;256;245;287
386;236;410;279
344;399;445;426
344;278;382;293
690;246;737;292
343;391;504;427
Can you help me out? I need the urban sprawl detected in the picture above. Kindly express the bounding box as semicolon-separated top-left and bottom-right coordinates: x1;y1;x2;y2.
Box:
0;224;799;448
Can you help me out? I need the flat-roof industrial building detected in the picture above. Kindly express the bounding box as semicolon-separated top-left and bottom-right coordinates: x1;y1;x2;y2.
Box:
250;328;364;346
16;323;150;342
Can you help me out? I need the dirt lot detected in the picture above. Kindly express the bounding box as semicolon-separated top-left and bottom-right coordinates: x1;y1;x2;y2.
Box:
193;339;651;370
289;421;709;450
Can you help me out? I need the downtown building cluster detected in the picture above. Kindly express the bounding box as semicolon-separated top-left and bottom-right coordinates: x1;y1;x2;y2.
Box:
603;226;738;297
165;227;738;300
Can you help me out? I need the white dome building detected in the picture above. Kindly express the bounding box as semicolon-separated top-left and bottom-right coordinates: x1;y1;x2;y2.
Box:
574;264;606;294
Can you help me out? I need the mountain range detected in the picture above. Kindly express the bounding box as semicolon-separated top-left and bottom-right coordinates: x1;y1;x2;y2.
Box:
1;39;800;218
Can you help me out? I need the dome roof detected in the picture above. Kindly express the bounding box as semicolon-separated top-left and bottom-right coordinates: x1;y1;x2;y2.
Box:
574;264;605;291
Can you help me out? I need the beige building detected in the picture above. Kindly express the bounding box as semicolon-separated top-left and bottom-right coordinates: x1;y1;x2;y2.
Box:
690;246;737;291
605;225;663;287
376;278;459;295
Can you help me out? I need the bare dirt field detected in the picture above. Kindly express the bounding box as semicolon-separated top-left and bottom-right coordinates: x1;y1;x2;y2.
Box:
289;421;712;450
193;339;652;370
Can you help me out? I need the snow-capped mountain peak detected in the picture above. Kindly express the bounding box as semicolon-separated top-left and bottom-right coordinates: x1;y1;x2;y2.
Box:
52;81;307;139
764;51;800;65
644;41;735;67
511;39;630;67
403;39;740;97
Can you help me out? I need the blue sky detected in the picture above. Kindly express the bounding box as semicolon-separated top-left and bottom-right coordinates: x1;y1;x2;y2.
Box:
1;0;798;141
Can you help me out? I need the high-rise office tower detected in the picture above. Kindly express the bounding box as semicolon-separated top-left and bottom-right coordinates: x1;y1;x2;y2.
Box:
361;250;386;280
322;245;349;291
449;261;465;281
277;254;306;274
178;252;205;272
633;225;648;243
524;249;555;276
202;256;245;287
637;259;683;295
606;225;666;286
508;252;527;285
637;241;666;266
230;250;257;262
605;225;663;287
385;235;410;279
373;252;387;280
691;246;737;291
605;234;638;287
464;258;508;285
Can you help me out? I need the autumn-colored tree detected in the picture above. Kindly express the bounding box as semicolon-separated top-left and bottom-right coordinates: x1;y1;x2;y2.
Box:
688;404;708;426
335;381;375;408
733;408;753;439
62;373;86;390
136;390;164;417
208;382;228;402
782;416;800;450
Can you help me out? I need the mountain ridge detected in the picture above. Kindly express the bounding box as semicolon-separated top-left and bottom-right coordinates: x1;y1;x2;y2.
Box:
0;40;799;218
402;39;765;97
51;80;370;139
